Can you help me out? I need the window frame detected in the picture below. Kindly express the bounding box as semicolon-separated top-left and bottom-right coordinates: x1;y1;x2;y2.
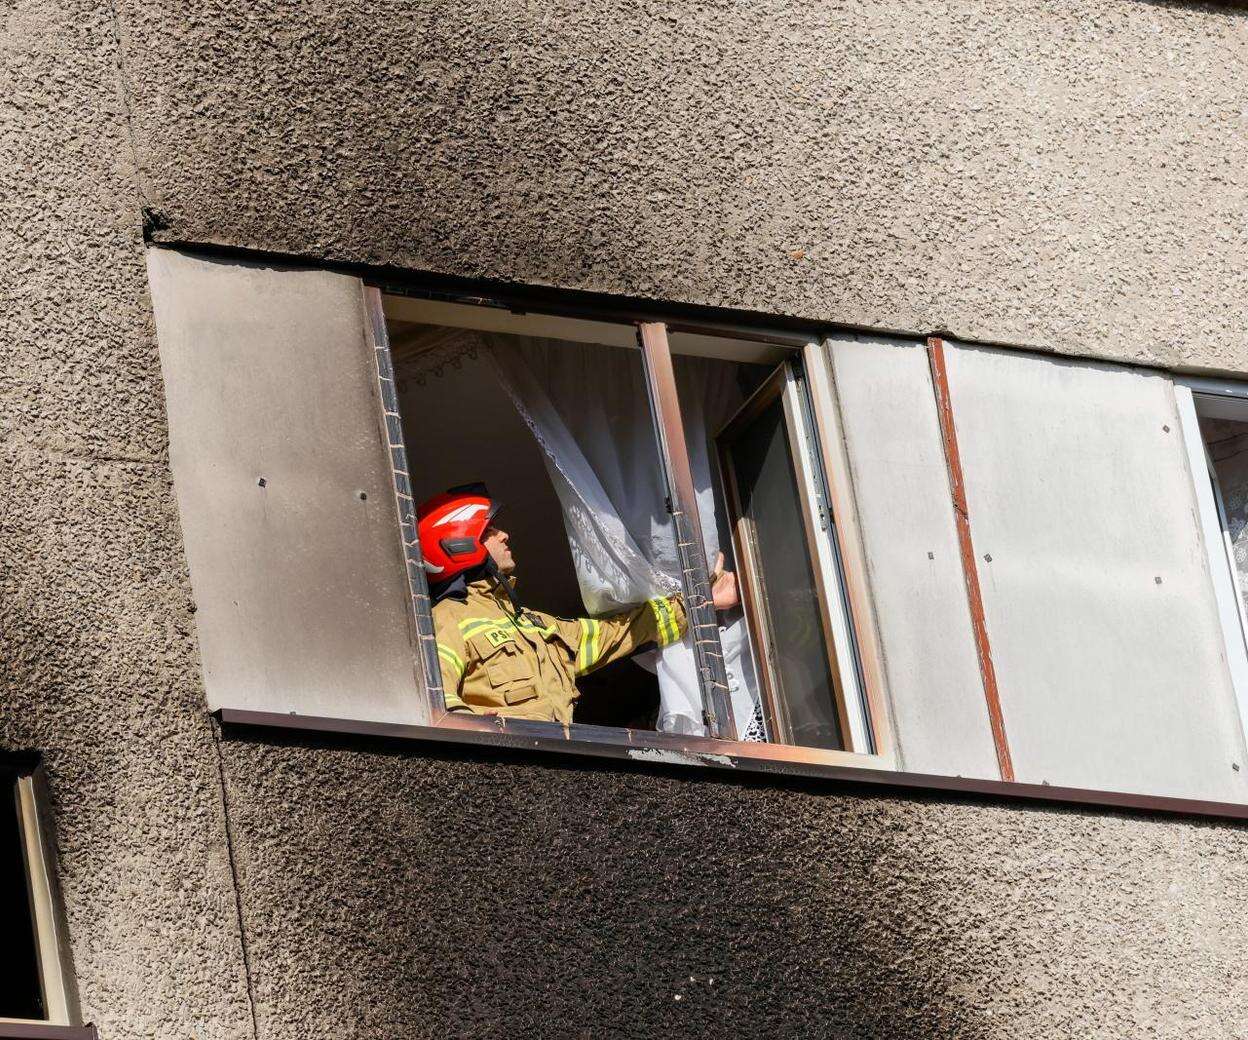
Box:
363;284;892;765
716;357;873;753
636;321;736;739
0;761;79;1031
1175;377;1248;747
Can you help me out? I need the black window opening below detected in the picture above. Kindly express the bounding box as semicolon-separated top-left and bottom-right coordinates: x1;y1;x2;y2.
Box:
1;771;45;1022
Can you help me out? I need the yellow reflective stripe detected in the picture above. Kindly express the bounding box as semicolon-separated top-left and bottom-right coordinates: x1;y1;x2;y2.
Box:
458;615;554;640
437;642;465;680
459;617;502;639
647;598;666;644
575;618;604;675
649;597;678;647
583;618;603;674
576;618;591;673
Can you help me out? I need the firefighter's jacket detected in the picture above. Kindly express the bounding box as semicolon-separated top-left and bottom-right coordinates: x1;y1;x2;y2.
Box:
433;576;687;723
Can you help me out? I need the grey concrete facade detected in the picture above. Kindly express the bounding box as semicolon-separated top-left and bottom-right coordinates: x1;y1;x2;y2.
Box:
4;1;1248;1038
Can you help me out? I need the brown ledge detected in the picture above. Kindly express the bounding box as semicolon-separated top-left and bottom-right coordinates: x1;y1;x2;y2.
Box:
0;1025;98;1039
214;707;1248;823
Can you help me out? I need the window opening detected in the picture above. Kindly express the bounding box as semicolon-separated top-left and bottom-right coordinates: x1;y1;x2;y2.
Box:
1199;413;1248;630
0;764;77;1028
1194;394;1248;646
2;775;44;1021
374;290;877;756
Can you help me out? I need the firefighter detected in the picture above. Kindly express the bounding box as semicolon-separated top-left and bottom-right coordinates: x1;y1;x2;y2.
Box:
417;483;738;723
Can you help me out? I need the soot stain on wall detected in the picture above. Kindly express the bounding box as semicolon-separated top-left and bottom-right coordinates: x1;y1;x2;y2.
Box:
116;0;1248;372
218;734;1248;1038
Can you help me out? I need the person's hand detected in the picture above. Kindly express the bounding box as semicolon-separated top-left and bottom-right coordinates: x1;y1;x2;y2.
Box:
710;551;740;612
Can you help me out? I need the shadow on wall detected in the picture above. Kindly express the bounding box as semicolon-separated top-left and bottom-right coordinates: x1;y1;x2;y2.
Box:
216;733;1022;1039
1137;0;1248;14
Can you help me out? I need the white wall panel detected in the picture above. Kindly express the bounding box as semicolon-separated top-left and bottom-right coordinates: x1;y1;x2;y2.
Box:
147;249;425;723
946;343;1248;800
829;334;1000;779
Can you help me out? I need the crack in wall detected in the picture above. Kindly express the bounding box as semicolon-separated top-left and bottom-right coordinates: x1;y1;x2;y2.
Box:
210;718;262;1040
105;0;155;215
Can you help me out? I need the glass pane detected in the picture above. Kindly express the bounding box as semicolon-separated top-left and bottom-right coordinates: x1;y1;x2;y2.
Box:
728;394;844;750
0;777;44;1020
1200;415;1248;600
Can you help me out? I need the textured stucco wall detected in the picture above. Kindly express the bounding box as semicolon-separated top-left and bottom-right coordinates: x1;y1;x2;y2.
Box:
218;737;1248;1038
0;0;253;1035
114;0;1248;374
7;0;1248;1038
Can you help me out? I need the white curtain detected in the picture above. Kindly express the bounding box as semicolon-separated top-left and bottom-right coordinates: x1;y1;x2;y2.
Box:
487;335;763;739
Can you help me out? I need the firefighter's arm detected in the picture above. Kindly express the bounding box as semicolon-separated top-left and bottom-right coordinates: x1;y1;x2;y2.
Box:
432;613;472;712
573;594;688;676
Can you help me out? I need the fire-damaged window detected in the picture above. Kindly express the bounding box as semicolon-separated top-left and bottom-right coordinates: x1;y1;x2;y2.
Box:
0;763;77;1028
369;293;883;756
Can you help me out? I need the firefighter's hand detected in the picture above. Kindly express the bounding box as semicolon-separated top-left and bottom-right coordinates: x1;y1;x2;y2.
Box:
710;552;740;612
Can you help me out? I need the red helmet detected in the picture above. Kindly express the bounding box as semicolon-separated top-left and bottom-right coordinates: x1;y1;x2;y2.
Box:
416;483;501;582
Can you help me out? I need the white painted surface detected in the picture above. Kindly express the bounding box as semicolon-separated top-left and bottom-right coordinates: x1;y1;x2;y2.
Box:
147;250;425;723
947;344;1248;801
829;334;1000;779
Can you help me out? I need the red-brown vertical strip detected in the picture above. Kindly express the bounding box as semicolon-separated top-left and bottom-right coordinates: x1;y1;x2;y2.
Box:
927;338;1015;782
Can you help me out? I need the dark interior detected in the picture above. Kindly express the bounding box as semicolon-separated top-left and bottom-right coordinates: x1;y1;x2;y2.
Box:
0;773;45;1021
392;323;771;731
393;326;662;728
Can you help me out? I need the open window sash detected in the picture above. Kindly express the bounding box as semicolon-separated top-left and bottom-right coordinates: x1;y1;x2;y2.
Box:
637;323;737;740
717;355;873;752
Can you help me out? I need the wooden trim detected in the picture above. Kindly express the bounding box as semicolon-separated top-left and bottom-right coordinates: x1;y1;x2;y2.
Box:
362;285;443;724
802;341;893;760
637;322;736;739
926;338;1014;782
716;362;787;442
215;708;1248;823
